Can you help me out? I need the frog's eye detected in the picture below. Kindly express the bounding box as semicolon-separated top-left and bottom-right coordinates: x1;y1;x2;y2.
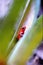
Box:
17;26;26;40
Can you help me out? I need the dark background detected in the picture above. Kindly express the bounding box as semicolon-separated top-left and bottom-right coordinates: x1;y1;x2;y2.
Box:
37;0;43;18
41;0;43;9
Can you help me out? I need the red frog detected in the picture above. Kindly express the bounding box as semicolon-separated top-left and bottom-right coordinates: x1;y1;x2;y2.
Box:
17;26;26;40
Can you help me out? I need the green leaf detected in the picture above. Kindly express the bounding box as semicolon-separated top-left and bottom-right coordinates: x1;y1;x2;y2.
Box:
6;0;40;58
0;0;30;59
7;15;43;65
